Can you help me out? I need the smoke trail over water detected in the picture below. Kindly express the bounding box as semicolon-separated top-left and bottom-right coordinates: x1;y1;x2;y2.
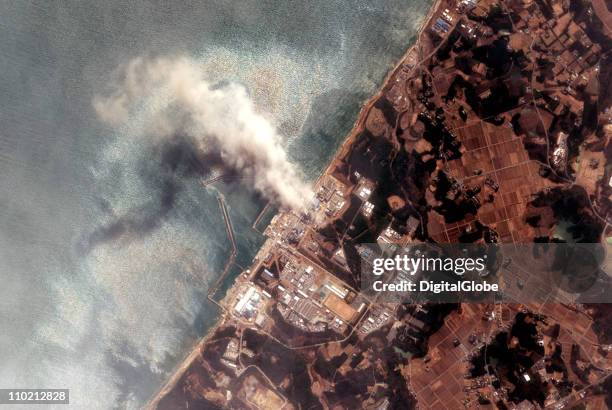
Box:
93;56;313;211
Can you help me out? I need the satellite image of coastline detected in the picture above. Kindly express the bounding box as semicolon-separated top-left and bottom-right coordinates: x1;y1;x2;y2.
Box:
1;0;611;409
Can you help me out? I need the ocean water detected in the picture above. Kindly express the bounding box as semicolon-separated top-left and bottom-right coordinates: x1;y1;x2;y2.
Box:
0;1;432;408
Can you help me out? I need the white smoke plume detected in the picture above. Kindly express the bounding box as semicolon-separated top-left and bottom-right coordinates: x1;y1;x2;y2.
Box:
93;56;312;210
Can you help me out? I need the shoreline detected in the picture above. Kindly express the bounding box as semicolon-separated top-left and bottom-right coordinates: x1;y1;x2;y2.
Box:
145;1;444;408
320;0;442;181
144;310;229;410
